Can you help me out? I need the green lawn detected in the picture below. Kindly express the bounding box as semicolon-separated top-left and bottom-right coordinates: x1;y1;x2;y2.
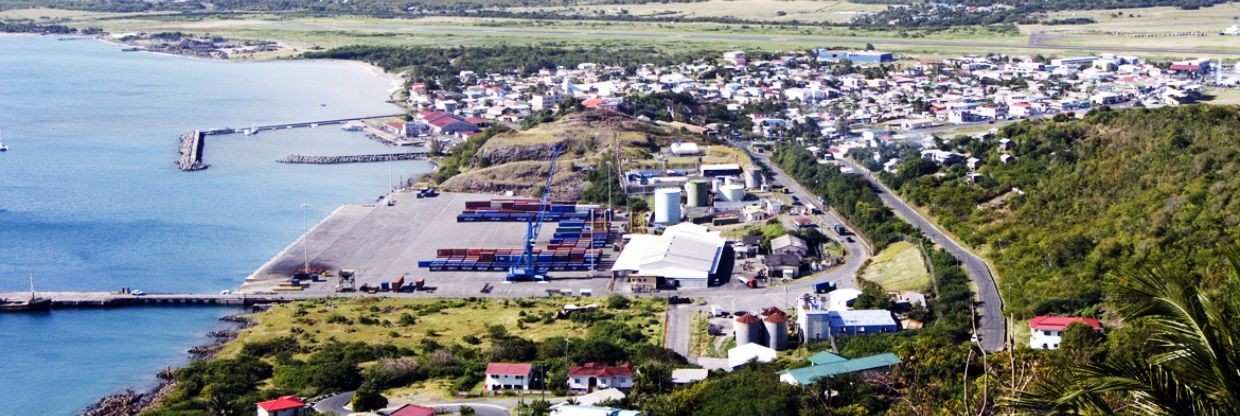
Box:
860;241;931;292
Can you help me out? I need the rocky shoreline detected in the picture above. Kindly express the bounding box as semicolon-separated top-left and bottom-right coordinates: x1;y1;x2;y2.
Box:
80;313;255;416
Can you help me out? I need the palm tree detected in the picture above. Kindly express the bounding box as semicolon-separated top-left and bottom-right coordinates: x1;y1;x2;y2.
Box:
1004;251;1240;415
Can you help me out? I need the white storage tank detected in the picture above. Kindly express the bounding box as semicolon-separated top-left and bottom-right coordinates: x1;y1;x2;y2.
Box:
654;187;682;224
720;184;746;202
763;311;789;350
744;170;761;189
734;312;766;347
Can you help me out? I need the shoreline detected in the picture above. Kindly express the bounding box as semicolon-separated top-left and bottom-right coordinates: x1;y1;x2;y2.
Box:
4;33;413;416
81;312;255;416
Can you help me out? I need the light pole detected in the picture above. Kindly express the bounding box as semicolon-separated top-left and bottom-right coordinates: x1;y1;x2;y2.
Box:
301;203;311;275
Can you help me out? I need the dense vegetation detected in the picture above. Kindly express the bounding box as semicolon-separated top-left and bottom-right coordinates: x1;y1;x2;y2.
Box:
305;45;707;92
882;106;1240;318
146;297;677;415
0;19;94;33
772;145;916;250
851;0;1235;28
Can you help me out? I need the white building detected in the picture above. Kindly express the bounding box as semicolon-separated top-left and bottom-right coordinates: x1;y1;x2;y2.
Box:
727;342;778;370
485;362;534;391
568;363;634;392
611;223;726;289
256;396;305;416
1029;316;1103;350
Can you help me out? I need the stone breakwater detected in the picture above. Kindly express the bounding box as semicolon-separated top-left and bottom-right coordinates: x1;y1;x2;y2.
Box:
277;152;426;164
176;131;208;171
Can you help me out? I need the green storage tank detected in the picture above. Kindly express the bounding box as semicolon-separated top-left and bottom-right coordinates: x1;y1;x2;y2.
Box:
685;180;710;207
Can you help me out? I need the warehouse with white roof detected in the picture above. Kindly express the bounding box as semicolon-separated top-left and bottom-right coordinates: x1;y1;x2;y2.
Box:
610;223;726;289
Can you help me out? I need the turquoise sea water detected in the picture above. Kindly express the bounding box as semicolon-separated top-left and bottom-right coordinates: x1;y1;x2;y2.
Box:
0;35;428;415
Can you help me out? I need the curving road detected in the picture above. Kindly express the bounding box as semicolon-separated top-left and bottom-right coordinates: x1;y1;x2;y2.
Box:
313;392;511;416
840;159;1006;352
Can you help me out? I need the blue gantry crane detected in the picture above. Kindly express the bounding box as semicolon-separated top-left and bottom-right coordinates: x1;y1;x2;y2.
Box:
506;144;563;281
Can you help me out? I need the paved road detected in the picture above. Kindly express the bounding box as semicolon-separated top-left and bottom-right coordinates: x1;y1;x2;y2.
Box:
661;141;873;359
841;159;1007;352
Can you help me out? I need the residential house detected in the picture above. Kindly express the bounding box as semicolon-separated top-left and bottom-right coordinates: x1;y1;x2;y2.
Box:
1029;316;1103;350
770;234;808;257
388;404;436;416
568;363;635;392
256;396;305;416
485;362;534;391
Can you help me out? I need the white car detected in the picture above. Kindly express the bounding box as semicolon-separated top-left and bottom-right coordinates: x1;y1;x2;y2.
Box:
131;290;146;296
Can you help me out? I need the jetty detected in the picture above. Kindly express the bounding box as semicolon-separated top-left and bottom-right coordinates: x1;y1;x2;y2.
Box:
204;113;406;136
278;151;428;165
0;291;317;309
178;113;407;172
176;130;208;171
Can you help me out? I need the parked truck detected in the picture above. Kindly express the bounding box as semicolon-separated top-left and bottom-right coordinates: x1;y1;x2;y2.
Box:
814;281;838;294
391;275;405;292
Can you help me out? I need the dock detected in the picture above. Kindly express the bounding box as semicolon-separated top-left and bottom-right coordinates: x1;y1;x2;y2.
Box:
178;113;407;172
206;113;406;136
277;151;428;165
176;130;208;171
1;291;314;309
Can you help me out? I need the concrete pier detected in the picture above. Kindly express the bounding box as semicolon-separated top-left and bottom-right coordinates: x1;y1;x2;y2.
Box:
0;291;310;309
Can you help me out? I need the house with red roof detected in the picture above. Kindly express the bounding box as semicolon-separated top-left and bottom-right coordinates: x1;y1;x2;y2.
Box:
567;363;634;392
256;395;304;416
389;403;436;416
418;111;481;137
1029;315;1102;350
485;362;534;391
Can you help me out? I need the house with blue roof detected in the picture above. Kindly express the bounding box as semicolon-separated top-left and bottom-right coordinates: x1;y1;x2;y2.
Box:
778;352;902;386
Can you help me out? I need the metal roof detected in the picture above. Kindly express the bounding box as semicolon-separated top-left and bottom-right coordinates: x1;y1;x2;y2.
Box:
782;353;901;385
610;223;724;280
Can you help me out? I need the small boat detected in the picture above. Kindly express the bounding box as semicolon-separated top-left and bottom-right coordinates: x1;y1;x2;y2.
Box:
0;128;8;152
0;275;51;312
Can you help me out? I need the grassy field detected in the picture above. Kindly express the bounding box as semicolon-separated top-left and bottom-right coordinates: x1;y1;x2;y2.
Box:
512;0;886;24
218;296;668;358
860;241;930;292
1019;3;1240;54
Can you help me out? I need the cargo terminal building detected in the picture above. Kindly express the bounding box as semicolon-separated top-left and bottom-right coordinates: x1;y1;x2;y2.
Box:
610;223;727;289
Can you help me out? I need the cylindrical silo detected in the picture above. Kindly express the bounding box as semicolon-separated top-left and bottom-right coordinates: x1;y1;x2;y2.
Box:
684;180;709;207
654;188;682;224
763;311;789;350
720;184;745;202
734;312;765;347
744;170;761;189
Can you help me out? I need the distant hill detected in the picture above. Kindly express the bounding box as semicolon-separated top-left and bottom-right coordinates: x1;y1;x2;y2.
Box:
886;105;1240;317
439;110;743;201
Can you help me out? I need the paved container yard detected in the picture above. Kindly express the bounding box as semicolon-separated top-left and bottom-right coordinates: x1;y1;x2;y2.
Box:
240;191;616;296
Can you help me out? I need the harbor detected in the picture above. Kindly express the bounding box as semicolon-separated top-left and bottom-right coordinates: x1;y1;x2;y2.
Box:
178;112;412;172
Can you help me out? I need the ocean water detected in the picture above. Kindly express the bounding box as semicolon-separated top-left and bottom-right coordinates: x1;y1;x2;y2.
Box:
0;35;429;415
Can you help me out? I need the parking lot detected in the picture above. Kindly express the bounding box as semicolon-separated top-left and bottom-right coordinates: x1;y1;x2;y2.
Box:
240;191;617;297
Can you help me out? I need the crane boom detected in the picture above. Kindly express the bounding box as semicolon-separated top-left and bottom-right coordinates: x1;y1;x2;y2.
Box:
507;144;563;281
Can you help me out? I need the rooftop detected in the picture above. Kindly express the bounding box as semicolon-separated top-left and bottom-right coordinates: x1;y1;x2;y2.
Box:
486;362;533;376
611;223;725;280
256;395;304;412
1029;315;1102;331
781;353;901;385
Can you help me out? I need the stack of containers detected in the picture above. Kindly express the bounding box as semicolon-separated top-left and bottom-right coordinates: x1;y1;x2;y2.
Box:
457;198;600;222
416;246;603;272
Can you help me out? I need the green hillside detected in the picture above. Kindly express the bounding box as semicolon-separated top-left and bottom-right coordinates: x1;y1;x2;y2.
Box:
886;105;1240;317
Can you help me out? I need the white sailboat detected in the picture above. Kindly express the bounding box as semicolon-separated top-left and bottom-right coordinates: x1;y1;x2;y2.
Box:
0;128;8;152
